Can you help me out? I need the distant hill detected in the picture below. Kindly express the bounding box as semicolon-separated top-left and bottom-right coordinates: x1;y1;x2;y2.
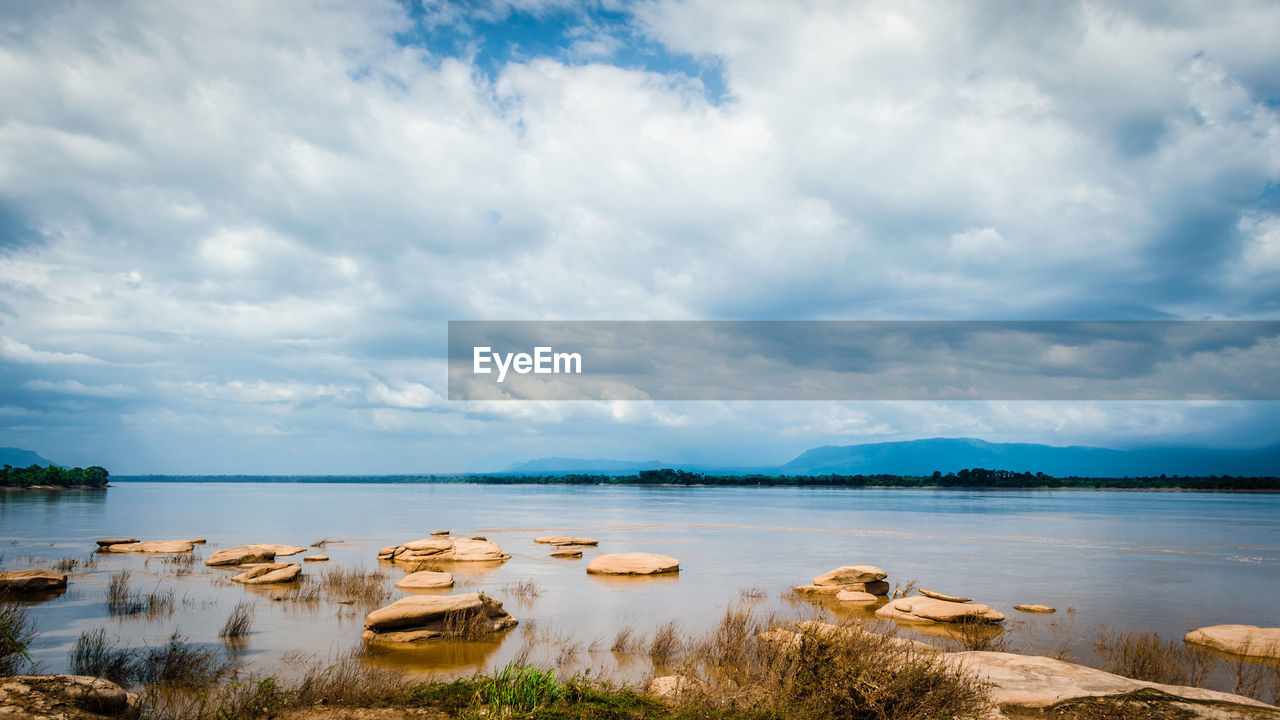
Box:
513;438;1280;478
0;447;58;467
505;457;668;475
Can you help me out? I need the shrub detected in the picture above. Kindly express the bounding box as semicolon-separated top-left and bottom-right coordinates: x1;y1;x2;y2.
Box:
0;602;36;676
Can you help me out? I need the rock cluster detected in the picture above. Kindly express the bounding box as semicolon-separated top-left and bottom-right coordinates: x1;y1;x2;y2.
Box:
794;565;890;599
875;595;1005;624
378;537;511;563
0;569;68;594
586;552;679;575
1185;625;1280;659
362;593;517;643
231;562;302;584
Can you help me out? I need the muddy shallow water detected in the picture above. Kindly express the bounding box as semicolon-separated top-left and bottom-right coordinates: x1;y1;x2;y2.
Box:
3;482;1278;682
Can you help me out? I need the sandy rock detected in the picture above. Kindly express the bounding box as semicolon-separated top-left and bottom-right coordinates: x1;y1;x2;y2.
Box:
1185;625;1280;659
0;569;68;593
1014;604;1056;614
794;580;890;597
550;548;583;558
95;538;137;547
950;651;1277;711
0;675;140;719
921;588;973;603
362;593;516;642
99;540;195;553
535;536;599;546
253;544;307;557
876;596;1004;624
303;555;329;562
395;570;454;589
430;530;450;536
813;565;887;586
231;562;301;584
586;552;679;575
836;590;879;603
469;536;487;541
381;537;511;563
206;545;277;566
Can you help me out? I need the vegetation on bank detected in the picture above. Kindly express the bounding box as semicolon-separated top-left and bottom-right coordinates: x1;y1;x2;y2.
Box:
0;463;109;488
117;466;1280;490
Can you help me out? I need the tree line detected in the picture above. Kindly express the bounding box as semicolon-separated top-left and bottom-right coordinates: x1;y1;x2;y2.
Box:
1;464;110;488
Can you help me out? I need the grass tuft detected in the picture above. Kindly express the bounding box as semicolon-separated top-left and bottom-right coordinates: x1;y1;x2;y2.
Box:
219;601;254;639
106;570;175;617
0;602;36;676
69;628;135;684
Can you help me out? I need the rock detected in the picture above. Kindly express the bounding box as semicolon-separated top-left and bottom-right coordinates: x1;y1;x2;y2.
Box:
1185;625;1280;659
921;588;973;603
362;593;516;643
395;570;454;589
586;552;679;575
551;548;583;558
813;565;887;586
303;555;329;562
189;538;207;544
535;536;599;546
206;545;277;566
380;537;511;563
431;530;450;536
99;540;195;553
253;544;307;557
231;562;301;584
1014;604;1056;614
836;590;879;603
0;675;140;718
95;538;137;547
0;569;68;593
469;536;487;541
875;596;1004;624
794;580;890;597
950;651;1277;712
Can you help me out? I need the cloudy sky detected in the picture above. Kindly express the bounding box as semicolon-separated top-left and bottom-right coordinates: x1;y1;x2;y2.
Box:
2;0;1279;474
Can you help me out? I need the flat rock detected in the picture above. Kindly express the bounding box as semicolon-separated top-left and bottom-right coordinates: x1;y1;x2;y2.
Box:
206;545;277;566
949;651;1277;711
1185;625;1280;659
362;593;516;642
231;562;301;584
0;675;140;719
550;548;583;558
469;536;487;541
586;552;679;575
536;536;599;546
920;588;973;603
395;570;454;589
1014;604;1056;614
254;543;307;557
835;590;879;603
95;538;137;547
794;580;890;597
379;537;511;563
99;540;194;554
813;565;887;586
430;530;450;536
875;596;1004;624
303;555;329;562
0;569;68;593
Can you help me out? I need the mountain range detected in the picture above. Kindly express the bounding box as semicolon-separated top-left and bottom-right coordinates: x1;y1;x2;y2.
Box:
507;437;1280;477
0;447;58;468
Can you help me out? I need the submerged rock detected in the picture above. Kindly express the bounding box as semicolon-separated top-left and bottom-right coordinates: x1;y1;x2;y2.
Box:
794;580;890;597
99;540;195;554
875;596;1004;624
303;555;329;562
362;593;516;643
586;552;679;575
231;562;301;584
379;537;511;563
95;538;137;547
0;675;140;719
835;590;879;603
550;548;583;558
0;569;68;593
1185;625;1280;659
430;530;450;536
535;536;599;546
395;570;454;589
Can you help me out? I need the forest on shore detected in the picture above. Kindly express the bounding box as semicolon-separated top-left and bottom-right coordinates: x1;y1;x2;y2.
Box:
1;464;110;488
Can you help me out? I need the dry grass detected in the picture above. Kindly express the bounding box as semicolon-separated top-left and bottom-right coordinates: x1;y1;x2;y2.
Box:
738;586;767;600
1092;629;1216;688
611;624;644;653
440;609;495;640
891;579;918;599
948;615;1011;652
0;602;36;676
51;555;99;573
317;565;390;607
503;578;543;599
149;552;197;576
310;538;331;548
106;570;176;618
219;601;254;639
649;620;684;664
69;628;135;684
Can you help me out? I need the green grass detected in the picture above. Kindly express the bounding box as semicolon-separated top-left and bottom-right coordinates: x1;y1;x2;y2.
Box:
475;661;565;717
0;602;36;676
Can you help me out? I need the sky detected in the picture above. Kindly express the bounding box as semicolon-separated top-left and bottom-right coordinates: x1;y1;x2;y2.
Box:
1;0;1279;474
